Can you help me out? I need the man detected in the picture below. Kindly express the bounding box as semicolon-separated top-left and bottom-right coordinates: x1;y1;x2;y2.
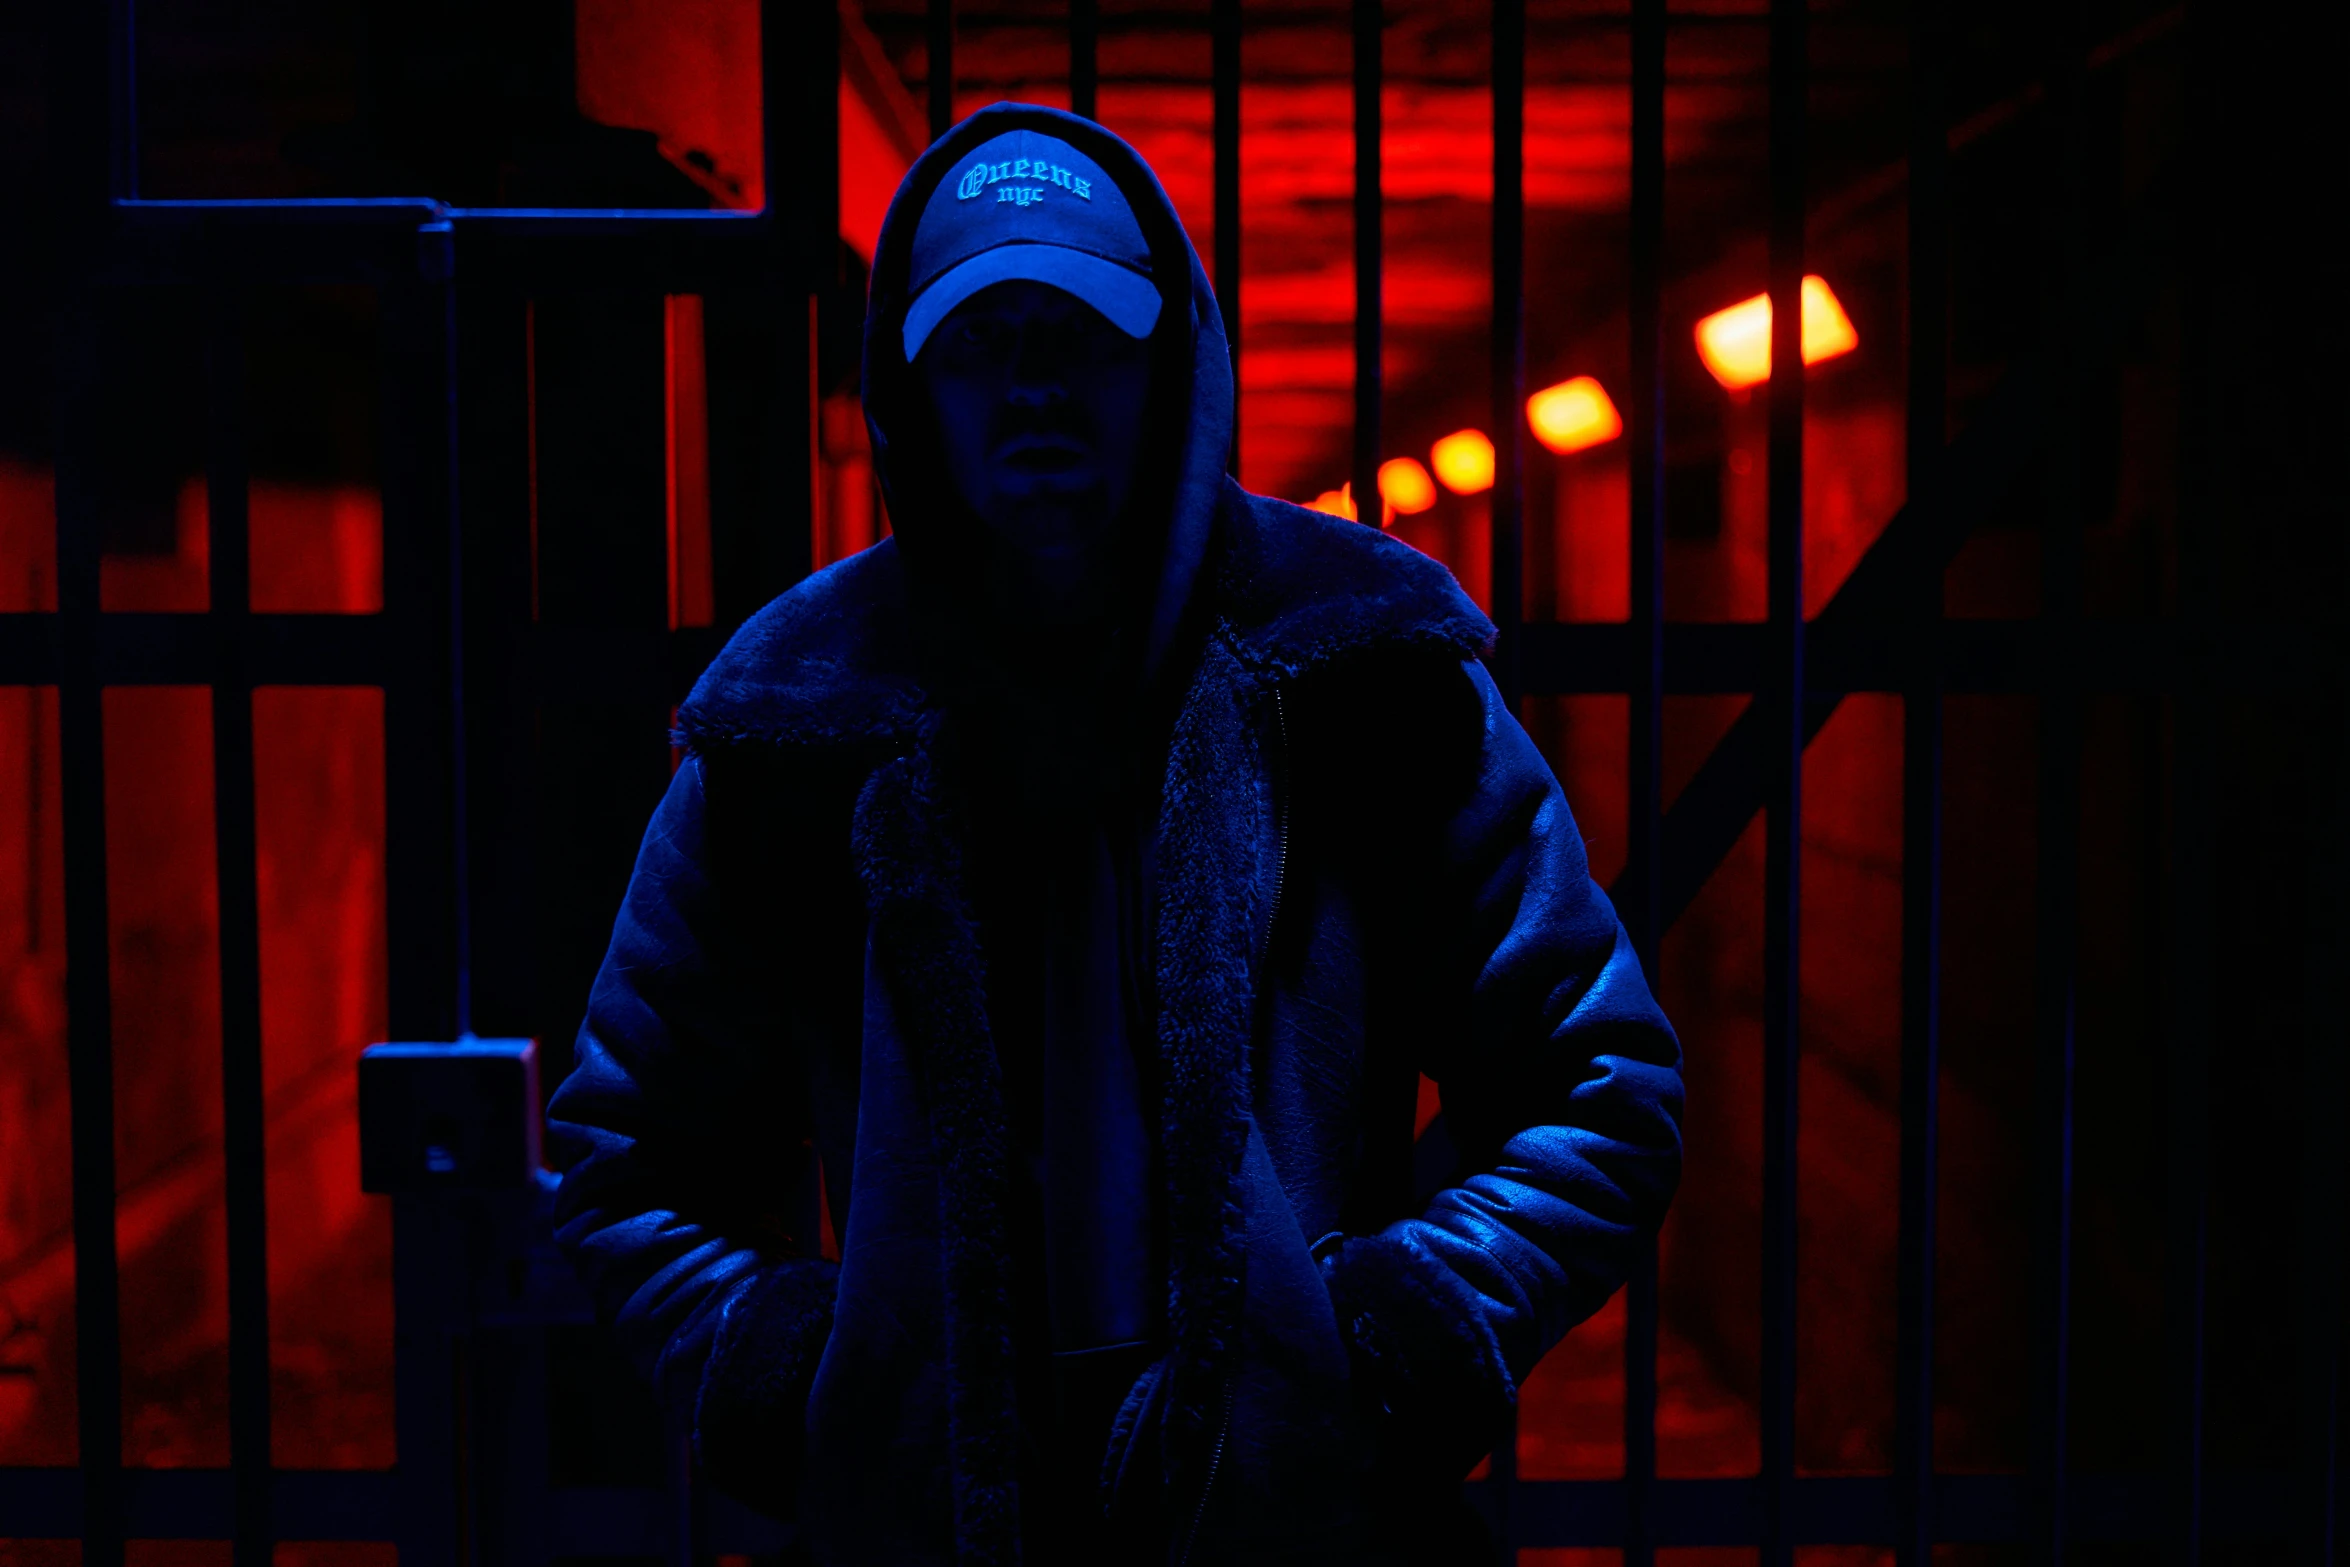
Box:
546;103;1682;1565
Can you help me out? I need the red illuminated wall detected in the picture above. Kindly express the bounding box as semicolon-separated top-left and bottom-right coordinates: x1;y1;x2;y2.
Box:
0;471;392;1474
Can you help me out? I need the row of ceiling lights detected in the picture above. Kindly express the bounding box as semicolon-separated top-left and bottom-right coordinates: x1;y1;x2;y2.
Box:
1307;275;1858;524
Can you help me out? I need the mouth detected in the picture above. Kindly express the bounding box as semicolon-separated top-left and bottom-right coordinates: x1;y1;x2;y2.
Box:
996;433;1092;474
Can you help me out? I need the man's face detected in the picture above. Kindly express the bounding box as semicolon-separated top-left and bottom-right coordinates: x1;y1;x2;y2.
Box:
916;280;1153;622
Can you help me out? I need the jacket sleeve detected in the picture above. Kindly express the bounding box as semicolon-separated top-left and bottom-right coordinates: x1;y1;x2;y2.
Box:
1319;658;1683;1474
544;753;839;1515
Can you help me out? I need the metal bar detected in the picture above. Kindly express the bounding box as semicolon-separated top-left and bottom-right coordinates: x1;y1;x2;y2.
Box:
381;264;469;1567
49;0;132;1558
751;0;818;607
2027;4;2085;1561
1623;0;1666;1556
1484;0;1526;1537
1071;0;1099;120
108;0;137;201
0;1467;2321;1548
780;0;838;602
928;0;956;141
1351;0;1381;524
1759;1;1807;1563
1213;0;1241;472
2161;9;2213;1559
808;0;843;298
1603;350;2044;928
2296;683;2347;1565
1489;0;1524;706
203;289;274;1567
1893;0;1947;1561
2163;8;2214;1563
14;612;2329;702
55;225;128;1567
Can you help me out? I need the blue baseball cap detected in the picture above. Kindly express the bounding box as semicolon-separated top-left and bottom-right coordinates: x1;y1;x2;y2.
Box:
902;127;1163;362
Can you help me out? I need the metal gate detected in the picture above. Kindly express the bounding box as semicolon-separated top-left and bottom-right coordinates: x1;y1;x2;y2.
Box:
2;1;2341;1564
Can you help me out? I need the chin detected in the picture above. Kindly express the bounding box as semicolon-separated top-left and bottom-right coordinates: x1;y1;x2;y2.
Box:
993;473;1104;506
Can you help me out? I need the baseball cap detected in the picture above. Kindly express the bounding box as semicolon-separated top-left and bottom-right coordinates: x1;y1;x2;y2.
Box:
902;127;1163;361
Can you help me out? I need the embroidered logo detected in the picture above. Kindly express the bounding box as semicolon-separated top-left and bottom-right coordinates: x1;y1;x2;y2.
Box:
956;156;1092;203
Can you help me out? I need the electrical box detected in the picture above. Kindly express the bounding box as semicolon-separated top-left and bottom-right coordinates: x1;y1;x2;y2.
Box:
359;1038;543;1193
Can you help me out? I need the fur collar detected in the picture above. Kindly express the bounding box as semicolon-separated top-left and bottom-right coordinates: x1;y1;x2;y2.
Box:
672;479;1495;755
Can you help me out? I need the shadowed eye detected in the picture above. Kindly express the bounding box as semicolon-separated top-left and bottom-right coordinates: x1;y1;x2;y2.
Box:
950;316;1016;354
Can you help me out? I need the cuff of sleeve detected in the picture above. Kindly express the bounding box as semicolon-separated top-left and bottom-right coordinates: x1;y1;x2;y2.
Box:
692;1258;841;1515
1318;1231;1517;1479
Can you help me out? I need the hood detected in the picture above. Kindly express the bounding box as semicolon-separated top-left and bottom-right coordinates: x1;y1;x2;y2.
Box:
861;102;1235;687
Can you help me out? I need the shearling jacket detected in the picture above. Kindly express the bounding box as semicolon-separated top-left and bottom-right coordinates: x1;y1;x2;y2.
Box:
545;102;1682;1567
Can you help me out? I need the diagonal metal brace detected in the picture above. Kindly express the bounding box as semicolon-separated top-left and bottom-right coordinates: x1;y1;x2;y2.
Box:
1609;358;2045;934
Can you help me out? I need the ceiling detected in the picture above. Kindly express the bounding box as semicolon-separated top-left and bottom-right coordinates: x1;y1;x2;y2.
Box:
848;0;1924;503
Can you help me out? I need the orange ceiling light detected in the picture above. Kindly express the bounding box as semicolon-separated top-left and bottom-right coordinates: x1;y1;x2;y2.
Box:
1527;376;1623;455
1378;457;1438;516
1430;429;1495;494
1693;275;1859;391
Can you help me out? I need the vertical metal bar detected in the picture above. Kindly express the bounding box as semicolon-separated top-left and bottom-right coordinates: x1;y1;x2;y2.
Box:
206;288;275;1567
928;0;956;142
1486;12;1526;1543
806;0;841;589
1892;3;1948;1562
1213;0;1241;473
109;0;137;202
754;0;819;602
2162;3;2212;1557
1489;0;1524;706
50;0;134;1559
1351;0;1381;525
51;242;127;1567
808;0;842;300
383;259;468;1567
56;298;125;1567
2297;686;2347;1566
1623;0;1666;1554
1071;0;1098;121
1759;1;1807;1563
2028;5;2085;1561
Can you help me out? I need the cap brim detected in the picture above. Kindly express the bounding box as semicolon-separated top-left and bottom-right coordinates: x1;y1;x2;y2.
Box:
903;244;1164;360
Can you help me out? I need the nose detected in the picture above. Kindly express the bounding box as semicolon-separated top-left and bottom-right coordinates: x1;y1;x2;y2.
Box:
1005;325;1071;407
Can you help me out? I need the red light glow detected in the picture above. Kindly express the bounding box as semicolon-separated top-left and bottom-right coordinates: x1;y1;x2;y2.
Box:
1527;377;1623;455
1379;457;1438;516
1306;483;1395;526
1431;429;1495;494
1693;275;1859;391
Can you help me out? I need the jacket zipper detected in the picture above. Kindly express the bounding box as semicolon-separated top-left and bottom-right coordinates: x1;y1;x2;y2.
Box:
1177;1381;1237;1567
1265;684;1290;957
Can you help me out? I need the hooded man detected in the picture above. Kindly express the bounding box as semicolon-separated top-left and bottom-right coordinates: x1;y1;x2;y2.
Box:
546;104;1683;1566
